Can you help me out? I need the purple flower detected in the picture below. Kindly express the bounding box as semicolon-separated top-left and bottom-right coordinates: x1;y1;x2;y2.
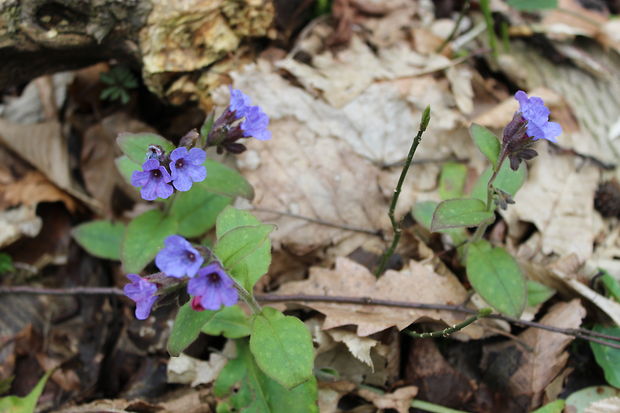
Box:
241;105;272;141
229;88;252;118
169;147;207;191
515;90;562;143
130;159;174;201
155;235;204;278
187;263;238;311
124;274;158;320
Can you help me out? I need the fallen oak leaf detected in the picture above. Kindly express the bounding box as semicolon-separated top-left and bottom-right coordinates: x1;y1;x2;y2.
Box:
274;257;484;338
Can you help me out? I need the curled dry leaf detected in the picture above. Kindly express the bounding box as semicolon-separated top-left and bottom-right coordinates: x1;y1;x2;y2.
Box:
0;171;76;212
481;299;586;411
275;257;484;338
358;386;418;413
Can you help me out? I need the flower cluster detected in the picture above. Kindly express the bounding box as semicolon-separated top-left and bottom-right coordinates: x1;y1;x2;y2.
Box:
205;88;271;154
131;146;207;201
502;90;563;170
124;235;238;319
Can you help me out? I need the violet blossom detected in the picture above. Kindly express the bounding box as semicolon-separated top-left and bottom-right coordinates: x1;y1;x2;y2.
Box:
130;159;173;201
187;262;238;311
155;235;204;278
514;90;562;143
169;147;207;191
124;274;158;320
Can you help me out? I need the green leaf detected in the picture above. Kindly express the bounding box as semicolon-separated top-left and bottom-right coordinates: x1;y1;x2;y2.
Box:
0;370;53;413
590;325;620;388
197;160;254;200
431;198;494;231
116;132;175;164
202;305;251;339
527;280;556;307
115;155;141;184
412;201;468;245
72;220;125;260
439;162;468;200
216;207;262;237
121;209;177;273
507;0;557;11
170;190;232;238
531;400;565;413
470;124;501;168
0;253;14;274
466;240;526;317
200;112;215;140
249;307;314;389
215;339;318;413
565;386;620;412
214;207;273;290
598;270;620;302
471;161;527;202
168;302;218;356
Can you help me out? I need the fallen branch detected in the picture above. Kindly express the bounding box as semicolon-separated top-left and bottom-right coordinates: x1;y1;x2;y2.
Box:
1;285;618;349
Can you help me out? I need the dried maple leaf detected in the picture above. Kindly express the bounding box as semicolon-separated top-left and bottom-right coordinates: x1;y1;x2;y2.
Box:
274;257;484;338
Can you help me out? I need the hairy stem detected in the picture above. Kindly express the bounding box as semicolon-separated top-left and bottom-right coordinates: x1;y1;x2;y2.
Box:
375;106;431;276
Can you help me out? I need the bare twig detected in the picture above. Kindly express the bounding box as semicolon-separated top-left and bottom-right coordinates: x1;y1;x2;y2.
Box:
1;286;619;348
250;207;382;237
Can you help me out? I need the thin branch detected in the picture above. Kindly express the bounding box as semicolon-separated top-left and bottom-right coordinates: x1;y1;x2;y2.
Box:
0;286;124;296
406;308;492;338
256;293;620;349
250;207;382;237
2;286;619;348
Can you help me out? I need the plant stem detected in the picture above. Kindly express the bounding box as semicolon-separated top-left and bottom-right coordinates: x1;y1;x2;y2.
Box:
405;308;492;338
375;106;431;276
232;278;262;315
469;150;507;244
436;0;471;54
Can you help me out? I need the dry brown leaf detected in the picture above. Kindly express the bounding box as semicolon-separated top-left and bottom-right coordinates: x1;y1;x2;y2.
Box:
167;353;228;387
542;0;608;39
0;171;76;212
446;65;474;115
326;329;378;369
0;118;96;209
549;255;620;326
0;205;42;248
482;299;586;411
404;338;476;408
503;149;601;261
319;381;357;413
358;386;418;413
275;257;483;337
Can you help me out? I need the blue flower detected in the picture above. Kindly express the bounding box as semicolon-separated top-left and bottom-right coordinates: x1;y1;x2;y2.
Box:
155;235;204;278
130;159;174;201
241;105;272;141
169;147;207;191
229;88;252;118
124;274;158;320
515;90;562;143
187;263;238;311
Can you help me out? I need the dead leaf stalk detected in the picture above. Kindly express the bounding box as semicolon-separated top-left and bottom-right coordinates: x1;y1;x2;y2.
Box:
375;106;431;276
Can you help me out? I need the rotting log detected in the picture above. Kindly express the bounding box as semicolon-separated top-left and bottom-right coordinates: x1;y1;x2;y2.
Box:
0;0;274;105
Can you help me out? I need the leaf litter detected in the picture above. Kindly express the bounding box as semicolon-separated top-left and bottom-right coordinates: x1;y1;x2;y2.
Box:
1;0;620;411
